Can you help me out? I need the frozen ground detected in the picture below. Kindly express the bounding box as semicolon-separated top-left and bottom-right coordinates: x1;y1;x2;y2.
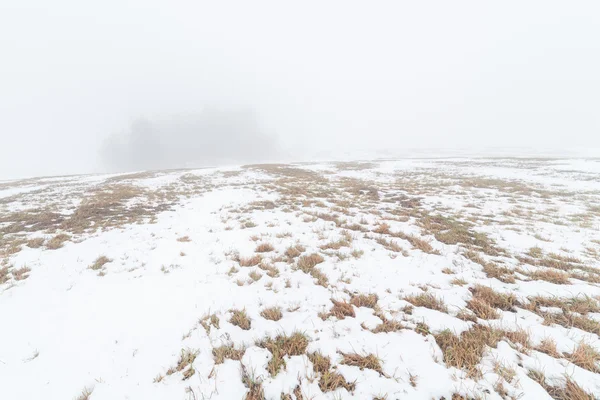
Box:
1;158;599;400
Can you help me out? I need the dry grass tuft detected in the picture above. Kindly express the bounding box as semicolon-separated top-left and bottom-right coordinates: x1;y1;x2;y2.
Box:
434;326;504;378
527;370;595;400
89;256;111;271
239;255;262;267
404;293;448;312
212;344;245;364
75;387;94;400
46;233;70;249
318;371;356;393
391;231;439;254
257;331;309;376
284;244;305;259
469;285;519;311
528;268;570;284
525;295;600;335
350;293;378;309
229;309;251;330
297;253;324;271
375;237;407;254
307;351;331;373
566;342;600;373
12;266;31;281
248;270;263;282
200;313;220;333
536;337;561;358
27;237;45;248
466;298;500;320
260;306;283;321
372;319;404;333
241;365;265;400
0;266;11;284
255;243;275;253
481;261;516;284
450;277;468;286
308;350;354;393
329;299;355;319
177;235;191;242
166;348;198;377
527;246;543;258
340;352;383;375
296;253;328;287
373;223;391;234
456;309;477;322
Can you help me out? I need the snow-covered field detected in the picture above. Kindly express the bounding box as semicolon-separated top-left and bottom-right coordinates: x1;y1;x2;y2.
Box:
1;158;599;400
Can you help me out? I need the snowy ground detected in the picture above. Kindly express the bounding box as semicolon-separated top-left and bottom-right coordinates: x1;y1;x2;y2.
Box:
1;158;599;400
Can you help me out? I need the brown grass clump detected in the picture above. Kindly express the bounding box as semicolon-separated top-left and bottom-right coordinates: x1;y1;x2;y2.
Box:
230;309;251;330
527;370;595;400
343;223;368;232
27;237;45;248
0;266;10;284
319;371;356;393
527;295;600;315
177;235;191;242
260;306;283;321
212;344;245;364
12;266;31;281
456;309;477;322
543;312;600;335
257;331;309;376
239;255;262;267
248;270;263;282
46;233;70;249
75;387;94;400
373;223;391;234
525;295;600;335
503;328;531;350
434;326;504;378
329;300;355;319
200;313;220;333
350;293;378;309
420;215;501;256
308;351;331;373
297;253;324;271
469;285;519;312
528;268;570;284
404;293;448;312
89;256;111;271
320;238;351;250
566;343;600;373
167;348;198;377
527;246;543;258
372;319;404;333
284;244;305;259
255;243;275;253
340;352;383;375
460;250;517;283
296;253;328;287
536;337;561;358
375;237;406;254
466;298;500;320
241;365;265;400
307;352;355;392
450;277;468;286
391;231;439;254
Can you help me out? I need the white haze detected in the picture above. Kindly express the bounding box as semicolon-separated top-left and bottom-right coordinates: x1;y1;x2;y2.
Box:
1;1;600;178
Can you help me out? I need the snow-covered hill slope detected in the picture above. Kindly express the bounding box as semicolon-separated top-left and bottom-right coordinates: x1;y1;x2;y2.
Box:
1;158;600;400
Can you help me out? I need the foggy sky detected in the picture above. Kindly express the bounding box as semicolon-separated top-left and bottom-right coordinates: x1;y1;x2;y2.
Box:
2;1;600;179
